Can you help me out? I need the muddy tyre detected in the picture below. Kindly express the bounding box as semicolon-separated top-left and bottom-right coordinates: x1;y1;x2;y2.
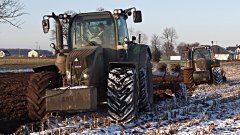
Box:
212;67;223;85
175;82;188;103
107;67;137;123
138;54;153;111
183;68;194;88
26;71;59;120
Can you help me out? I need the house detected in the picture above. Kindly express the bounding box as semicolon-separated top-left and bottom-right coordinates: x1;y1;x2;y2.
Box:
6;49;30;57
211;45;234;60
0;48;53;57
28;50;39;57
0;50;11;57
38;50;53;57
226;46;240;60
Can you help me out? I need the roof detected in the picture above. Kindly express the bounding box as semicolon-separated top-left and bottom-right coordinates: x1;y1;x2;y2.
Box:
0;50;10;54
211;45;233;54
0;48;53;57
226;46;239;52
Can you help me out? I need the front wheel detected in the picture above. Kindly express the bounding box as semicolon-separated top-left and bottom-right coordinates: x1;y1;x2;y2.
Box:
183;68;194;88
212;67;223;85
107;67;138;123
26;71;59;120
175;82;188;103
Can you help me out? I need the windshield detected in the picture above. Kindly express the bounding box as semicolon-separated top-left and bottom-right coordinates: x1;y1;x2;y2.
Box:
193;48;211;60
70;13;115;49
117;16;128;45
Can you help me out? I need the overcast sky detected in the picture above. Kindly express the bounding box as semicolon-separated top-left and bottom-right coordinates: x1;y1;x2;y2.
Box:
1;0;240;50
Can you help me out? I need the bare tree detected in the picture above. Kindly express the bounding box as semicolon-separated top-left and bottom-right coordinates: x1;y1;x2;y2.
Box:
176;42;188;59
135;30;148;44
151;34;161;49
161;27;178;58
0;0;26;28
128;26;135;38
176;42;200;60
151;34;161;62
96;7;105;11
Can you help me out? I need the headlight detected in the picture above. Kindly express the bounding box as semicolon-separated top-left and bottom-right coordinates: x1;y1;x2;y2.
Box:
80;68;89;81
80;68;90;86
66;70;71;80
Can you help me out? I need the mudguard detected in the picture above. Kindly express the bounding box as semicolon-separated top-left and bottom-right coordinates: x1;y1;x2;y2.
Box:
127;43;152;68
33;65;59;73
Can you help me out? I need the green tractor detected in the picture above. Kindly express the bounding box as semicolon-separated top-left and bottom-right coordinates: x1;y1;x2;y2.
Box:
26;7;153;123
183;45;226;90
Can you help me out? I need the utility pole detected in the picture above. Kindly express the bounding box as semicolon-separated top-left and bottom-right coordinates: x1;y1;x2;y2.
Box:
211;41;217;46
35;42;39;57
18;48;20;57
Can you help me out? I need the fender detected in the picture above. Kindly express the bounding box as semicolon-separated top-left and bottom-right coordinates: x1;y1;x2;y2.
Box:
33;65;59;73
128;43;152;68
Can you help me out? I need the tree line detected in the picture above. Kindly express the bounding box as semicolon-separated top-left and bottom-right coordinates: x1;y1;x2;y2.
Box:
129;26;200;62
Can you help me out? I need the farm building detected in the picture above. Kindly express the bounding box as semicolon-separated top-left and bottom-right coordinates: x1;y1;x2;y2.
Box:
0;50;11;57
211;45;234;60
38;50;54;57
28;50;39;57
226;46;240;60
0;48;53;57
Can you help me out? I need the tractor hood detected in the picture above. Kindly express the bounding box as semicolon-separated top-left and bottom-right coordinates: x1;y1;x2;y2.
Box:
194;58;211;71
66;46;104;86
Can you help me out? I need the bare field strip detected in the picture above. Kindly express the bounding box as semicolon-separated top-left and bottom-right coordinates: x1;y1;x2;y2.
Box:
0;57;55;68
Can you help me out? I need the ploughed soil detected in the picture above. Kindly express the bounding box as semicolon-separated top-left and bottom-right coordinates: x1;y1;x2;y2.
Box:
0;61;238;134
0;72;33;134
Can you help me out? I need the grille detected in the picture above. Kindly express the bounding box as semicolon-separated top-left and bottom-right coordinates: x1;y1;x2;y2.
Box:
67;49;96;78
195;58;211;70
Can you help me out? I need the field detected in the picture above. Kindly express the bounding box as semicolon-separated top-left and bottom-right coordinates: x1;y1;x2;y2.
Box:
0;61;240;134
0;57;55;68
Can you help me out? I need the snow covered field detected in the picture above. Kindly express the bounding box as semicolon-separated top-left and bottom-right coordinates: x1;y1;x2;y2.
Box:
17;63;240;134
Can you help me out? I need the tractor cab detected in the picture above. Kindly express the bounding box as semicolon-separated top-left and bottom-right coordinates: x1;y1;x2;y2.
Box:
68;9;142;52
42;8;142;53
69;12;116;48
192;47;212;61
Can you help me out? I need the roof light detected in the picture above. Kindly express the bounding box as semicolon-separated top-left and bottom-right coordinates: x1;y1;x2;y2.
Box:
64;13;68;18
113;9;118;14
118;9;122;14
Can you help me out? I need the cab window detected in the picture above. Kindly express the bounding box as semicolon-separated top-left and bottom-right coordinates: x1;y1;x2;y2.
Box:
117;16;128;45
70;13;115;49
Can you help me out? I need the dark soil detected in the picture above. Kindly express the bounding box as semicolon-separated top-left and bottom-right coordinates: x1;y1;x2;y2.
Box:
0;72;33;134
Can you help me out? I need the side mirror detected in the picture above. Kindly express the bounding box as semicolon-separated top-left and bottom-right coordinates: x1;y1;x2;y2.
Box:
42;19;50;33
133;10;142;23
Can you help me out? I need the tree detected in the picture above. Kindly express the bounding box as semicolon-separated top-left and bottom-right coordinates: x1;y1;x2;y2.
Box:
96;7;105;11
0;0;26;28
161;27;178;58
135;30;148;44
176;42;200;60
128;26;135;38
176;42;188;59
150;34;161;62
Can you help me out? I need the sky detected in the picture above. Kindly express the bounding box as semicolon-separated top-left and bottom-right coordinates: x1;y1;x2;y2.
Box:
1;0;240;50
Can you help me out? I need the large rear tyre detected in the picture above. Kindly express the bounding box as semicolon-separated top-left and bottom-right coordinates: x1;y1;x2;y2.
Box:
107;67;137;123
183;68;194;88
138;54;153;112
212;67;223;85
26;71;59;120
175;82;188;103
